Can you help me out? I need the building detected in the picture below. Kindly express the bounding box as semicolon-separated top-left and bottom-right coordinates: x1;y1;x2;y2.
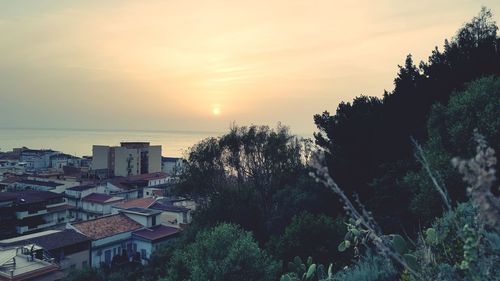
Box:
9;179;63;192
150;202;191;227
0;191;75;239
68;209;180;267
49;154;81;172
112;197;193;228
79;193;125;220
0;229;91;271
91;142;161;178
19;149;59;171
107;172;172;199
0;244;64;281
161;157;183;176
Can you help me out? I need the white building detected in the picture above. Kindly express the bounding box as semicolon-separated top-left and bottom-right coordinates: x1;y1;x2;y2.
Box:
79;193;125;220
68;209;180;267
91;142;161;178
19;149;59;171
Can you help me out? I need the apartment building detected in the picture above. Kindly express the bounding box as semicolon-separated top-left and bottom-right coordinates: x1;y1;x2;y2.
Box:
91;142;161;178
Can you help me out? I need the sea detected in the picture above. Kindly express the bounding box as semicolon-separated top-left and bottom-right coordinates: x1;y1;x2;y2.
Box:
0;128;224;158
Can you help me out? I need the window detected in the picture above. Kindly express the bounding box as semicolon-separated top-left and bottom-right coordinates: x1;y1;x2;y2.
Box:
141;249;147;259
82;261;88;268
70;264;76;269
152;216;156;226
104;250;112;265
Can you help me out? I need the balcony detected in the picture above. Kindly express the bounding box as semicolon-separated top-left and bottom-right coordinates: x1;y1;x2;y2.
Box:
16;209;48;219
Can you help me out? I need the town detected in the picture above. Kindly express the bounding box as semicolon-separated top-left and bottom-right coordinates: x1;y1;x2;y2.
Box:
0;142;194;280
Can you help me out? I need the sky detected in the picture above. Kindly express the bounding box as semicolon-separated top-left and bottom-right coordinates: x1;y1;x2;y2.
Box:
1;0;499;135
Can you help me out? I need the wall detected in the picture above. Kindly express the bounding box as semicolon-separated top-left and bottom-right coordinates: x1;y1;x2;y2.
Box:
91;146;110;171
148;146;162;173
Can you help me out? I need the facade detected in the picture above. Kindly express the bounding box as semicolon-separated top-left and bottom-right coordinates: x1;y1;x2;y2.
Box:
68;209;180;267
91;142;161;178
0;191;75;239
150;202;191;227
79;193;125;220
19;149;59;171
49;153;81;172
132;224;180;263
161;157;183;176
68;213;143;267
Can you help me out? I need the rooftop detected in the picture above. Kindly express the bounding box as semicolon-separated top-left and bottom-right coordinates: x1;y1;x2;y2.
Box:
120;207;161;216
133;225;180;241
113;197;156;209
0;230;90;251
82;193;123;204
71;214;142;240
150;202;190;213
0;190;62;205
162;157;181;162
46;204;75;213
66;184;97;192
126;172;169;181
0;246;60;280
16;179;63;188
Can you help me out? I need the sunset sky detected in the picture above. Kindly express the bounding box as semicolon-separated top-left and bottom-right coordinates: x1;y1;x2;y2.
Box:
1;1;499;134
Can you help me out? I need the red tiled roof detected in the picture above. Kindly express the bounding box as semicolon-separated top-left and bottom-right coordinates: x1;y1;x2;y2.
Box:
71;214;142;240
133;225;180;241
113;197;156;209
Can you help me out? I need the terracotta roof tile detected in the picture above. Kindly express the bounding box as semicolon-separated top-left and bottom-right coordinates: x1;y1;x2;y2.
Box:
113;197;156;209
71;214;142;240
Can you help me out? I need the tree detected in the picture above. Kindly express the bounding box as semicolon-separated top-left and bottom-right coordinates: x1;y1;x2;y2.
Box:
267;212;348;267
313;7;500;233
160;224;280;281
406;75;500;226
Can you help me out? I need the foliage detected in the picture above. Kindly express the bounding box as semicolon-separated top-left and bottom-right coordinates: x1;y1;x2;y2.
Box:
160;223;280;281
330;253;398;281
267;212;348;267
313;7;500;233
406;75;500;226
63;267;104;281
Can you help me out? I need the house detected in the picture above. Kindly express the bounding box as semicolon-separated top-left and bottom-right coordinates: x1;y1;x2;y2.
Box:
111;197;156;213
150;202;191;227
132;225;180;263
0;190;75;239
79;193;125;220
0;244;64;281
64;184;99;209
0;229;91;271
68;208;180;267
68;213;143;267
111;197;192;227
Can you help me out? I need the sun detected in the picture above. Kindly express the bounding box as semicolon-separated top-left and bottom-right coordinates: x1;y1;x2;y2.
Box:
212;106;221;116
